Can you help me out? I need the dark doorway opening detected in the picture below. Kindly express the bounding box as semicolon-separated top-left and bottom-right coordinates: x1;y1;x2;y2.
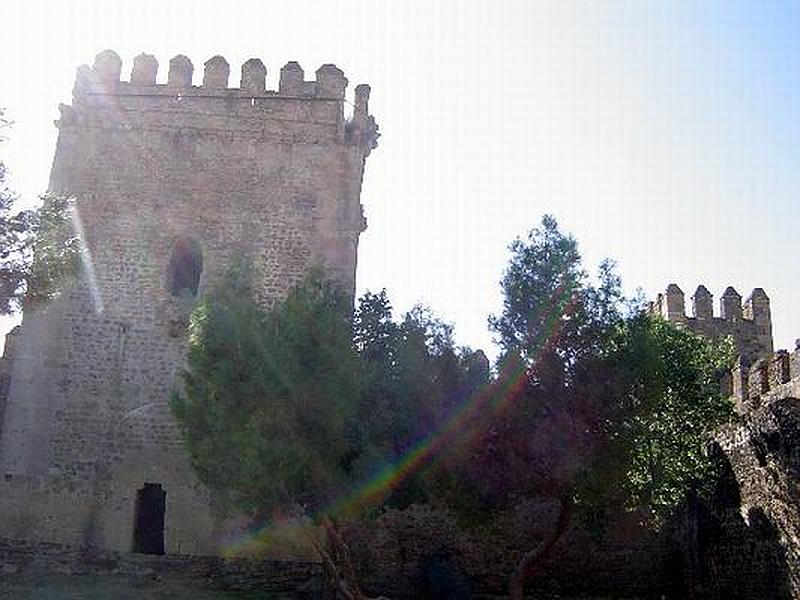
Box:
133;483;166;555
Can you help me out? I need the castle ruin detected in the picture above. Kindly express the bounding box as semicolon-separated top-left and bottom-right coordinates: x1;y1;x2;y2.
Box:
0;50;378;555
655;283;800;595
712;337;800;595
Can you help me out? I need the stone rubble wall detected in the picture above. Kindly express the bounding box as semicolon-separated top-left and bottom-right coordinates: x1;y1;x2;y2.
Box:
729;345;800;411
0;538;325;598
343;503;674;599
712;393;800;597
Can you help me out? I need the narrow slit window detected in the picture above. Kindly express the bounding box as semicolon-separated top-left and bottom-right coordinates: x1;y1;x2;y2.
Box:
167;238;202;297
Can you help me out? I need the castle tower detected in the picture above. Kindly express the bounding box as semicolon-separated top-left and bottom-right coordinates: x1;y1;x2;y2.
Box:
655;284;774;367
0;51;378;555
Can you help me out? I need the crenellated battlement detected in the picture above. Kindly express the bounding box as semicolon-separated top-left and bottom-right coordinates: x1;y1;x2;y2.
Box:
83;49;355;100
651;284;773;365
57;50;378;150
727;345;800;410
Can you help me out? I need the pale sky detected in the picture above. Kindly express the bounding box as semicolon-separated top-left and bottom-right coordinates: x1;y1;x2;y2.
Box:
1;1;799;358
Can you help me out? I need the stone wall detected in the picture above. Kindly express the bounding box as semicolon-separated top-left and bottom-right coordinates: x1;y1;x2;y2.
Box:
343;502;674;599
670;474;794;599
729;344;800;411
664;342;800;598
649;284;800;597
710;357;800;596
0;538;325;598
0;50;377;556
0;325;20;441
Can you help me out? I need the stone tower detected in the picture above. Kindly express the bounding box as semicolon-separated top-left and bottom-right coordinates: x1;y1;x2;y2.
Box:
0;50;378;555
652;284;774;365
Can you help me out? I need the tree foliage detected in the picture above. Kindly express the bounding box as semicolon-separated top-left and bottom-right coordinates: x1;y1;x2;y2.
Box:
172;214;737;599
468;215;734;597
352;292;489;508
489;215;624;392
576;313;735;525
172;263;487;523
172;262;360;516
450;216;628;510
0;160;28;313
473;215;734;522
489;213;586;360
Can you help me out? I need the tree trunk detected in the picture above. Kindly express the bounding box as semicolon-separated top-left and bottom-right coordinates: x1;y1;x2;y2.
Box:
509;498;574;600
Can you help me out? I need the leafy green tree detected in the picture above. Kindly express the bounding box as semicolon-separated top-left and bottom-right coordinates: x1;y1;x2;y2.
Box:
489;215;623;394
472;215;734;599
24;194;82;309
172;261;360;517
352;291;488;508
171;213;734;599
0;161;28;313
458;217;624;509
172;269;481;597
575;313;735;525
489;214;586;360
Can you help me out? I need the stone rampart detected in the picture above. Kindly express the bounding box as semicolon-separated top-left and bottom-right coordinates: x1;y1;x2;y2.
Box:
343;503;674;598
707;344;800;596
651;283;799;596
728;345;800;411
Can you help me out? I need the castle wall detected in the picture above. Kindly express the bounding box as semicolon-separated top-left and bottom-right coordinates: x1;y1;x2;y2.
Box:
0;51;377;555
703;346;800;595
650;282;800;595
713;376;800;595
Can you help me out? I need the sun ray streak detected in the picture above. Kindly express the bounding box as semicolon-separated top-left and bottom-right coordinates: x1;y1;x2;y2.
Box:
70;205;103;314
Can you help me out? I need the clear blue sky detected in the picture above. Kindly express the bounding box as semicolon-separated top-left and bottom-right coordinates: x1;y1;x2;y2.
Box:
1;1;799;357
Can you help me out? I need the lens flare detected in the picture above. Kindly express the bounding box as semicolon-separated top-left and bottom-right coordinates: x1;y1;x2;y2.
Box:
70;205;103;314
67;85;168;315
